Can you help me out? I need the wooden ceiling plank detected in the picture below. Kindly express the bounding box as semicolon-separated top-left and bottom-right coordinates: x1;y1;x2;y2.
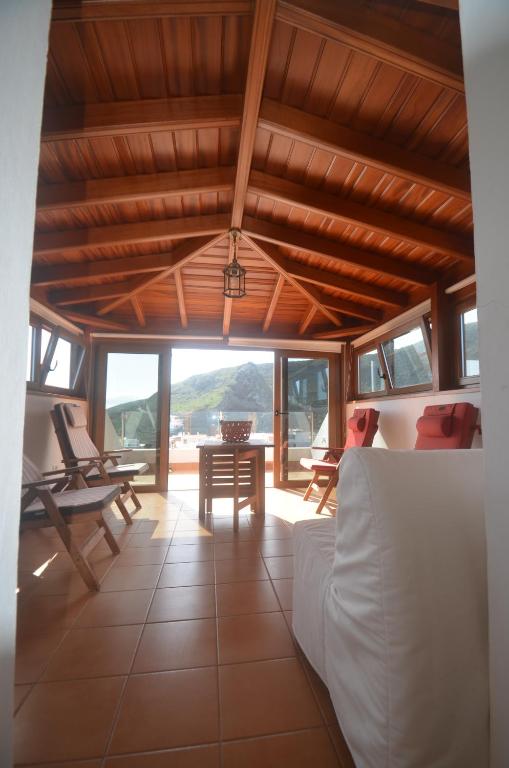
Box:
34;213;230;258
276;0;464;92
60;310;130;331
131;296;146;327
42;94;242;142
52;1;253;22
262;274;285;332
231;0;276;228
298;305;317;335
313;325;375;340
415;0;458;10
174;269;188;328
244;234;342;327
282;258;407;308
242;215;434;286
97;233;225;315
38;167;235;211
259;100;470;202
249;170;473;262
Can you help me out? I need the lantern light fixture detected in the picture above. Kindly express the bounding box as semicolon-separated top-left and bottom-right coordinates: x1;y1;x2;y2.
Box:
223;228;246;299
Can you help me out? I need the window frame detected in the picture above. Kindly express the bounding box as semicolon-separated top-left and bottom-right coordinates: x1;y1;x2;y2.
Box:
354;317;433;399
456;298;480;387
27;315;87;397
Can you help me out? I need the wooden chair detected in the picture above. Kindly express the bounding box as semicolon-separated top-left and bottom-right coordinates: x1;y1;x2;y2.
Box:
21;456;121;591
51;402;149;525
300;408;380;515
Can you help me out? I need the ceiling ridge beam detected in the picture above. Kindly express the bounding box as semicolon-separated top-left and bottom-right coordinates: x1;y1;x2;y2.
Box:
37;167;235;211
262;274;285;332
276;0;464;93
42;94;242;142
298;305;317;335
313;325;375;340
60;311;130;331
231;0;277;228
249;170;473;262
242;215;434;286
52;1;253;22
33;213;230;258
131;296;146;327
98;233;225;315
259;99;470;202
245;235;342;328
49;281;134;306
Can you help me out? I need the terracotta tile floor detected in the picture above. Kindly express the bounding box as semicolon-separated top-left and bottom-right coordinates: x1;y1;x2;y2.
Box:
14;482;351;767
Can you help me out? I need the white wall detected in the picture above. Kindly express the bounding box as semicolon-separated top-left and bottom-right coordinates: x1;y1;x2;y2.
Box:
459;3;509;765
0;3;51;765
24;392;88;472
346;390;481;449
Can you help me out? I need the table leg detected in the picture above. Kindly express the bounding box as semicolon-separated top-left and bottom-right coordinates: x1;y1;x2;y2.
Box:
256;447;265;517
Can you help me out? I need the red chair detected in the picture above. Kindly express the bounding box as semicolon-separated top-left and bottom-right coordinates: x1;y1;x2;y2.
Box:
415;402;479;449
300;408;380;515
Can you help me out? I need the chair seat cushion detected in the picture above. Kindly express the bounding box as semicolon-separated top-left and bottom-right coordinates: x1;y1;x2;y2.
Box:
300;458;338;473
87;462;149;480
292;517;336;682
22;485;121;520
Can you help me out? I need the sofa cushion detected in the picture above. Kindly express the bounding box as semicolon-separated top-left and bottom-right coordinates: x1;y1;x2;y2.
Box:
292;517;336;682
325;447;488;768
416;413;453;438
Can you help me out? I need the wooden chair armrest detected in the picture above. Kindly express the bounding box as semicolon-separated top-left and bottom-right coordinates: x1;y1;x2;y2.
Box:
22;477;72;490
104;449;131;454
42;464;96;477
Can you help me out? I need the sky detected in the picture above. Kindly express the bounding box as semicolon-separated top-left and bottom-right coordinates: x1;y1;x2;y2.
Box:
105;348;274;407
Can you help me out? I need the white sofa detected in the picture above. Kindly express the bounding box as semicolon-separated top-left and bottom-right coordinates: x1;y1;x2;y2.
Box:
293;448;489;768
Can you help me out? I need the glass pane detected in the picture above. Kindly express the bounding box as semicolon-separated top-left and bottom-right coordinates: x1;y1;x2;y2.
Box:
45;337;72;389
281;357;329;482
105;353;160;485
26;326;33;381
40;328;51;363
169;349;274;488
358;349;385;394
462;307;479;377
382;327;432;389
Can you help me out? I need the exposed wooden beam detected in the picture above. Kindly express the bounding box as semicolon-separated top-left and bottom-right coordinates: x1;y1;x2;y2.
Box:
315;292;382;323
50;281;134;306
42;95;242;142
244;235;342;327
259;100;470;201
282;258;406;308
32;249;196;287
34;213;229;258
131;297;146;328
298;305;317;335
231;0;276;228
313;325;375;340
242;215;434;286
60;311;130;331
37;167;235;212
98;234;224;315
276;0;464;92
223;298;233;336
174;270;188;329
249;170;473;262
52;1;252;22
263;274;285;332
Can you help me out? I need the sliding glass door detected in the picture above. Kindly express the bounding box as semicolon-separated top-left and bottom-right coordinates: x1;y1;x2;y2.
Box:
94;344;170;491
274;351;340;488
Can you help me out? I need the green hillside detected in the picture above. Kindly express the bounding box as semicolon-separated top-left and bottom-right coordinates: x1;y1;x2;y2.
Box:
107;361;274;443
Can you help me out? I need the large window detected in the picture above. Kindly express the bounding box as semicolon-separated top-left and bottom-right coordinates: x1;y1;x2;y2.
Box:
27;320;86;395
460;306;480;380
355;321;432;397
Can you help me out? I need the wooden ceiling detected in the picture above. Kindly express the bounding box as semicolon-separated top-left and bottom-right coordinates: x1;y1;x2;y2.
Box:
31;0;472;340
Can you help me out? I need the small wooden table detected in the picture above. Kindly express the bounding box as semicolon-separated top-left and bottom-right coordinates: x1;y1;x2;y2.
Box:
197;440;273;526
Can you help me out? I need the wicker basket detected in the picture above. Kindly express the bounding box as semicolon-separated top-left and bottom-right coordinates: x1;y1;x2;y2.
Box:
220;420;252;442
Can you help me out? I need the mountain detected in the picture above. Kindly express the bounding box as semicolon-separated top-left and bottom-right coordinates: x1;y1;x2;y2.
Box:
107;362;274;444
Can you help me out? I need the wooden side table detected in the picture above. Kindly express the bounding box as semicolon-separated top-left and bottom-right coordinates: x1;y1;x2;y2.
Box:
197;440;272;527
